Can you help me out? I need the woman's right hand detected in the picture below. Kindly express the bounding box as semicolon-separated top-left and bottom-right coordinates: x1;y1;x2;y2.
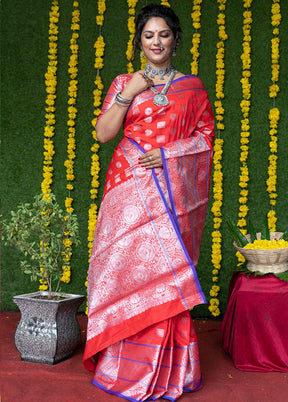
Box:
121;71;154;100
96;71;154;143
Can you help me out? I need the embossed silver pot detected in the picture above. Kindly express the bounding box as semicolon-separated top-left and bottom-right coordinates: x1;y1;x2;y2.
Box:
13;291;85;365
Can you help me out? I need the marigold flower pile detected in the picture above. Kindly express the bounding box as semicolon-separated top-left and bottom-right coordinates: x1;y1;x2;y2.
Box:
244;239;288;250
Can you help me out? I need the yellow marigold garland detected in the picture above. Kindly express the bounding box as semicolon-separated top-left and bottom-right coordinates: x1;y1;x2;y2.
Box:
208;0;228;318
39;0;59;292
41;0;59;202
161;1;171;7
139;2;147;70
266;0;281;231
86;0;106;312
190;0;202;76
235;0;253;265
127;1;139;73
61;1;80;285
140;50;147;70
237;0;252;241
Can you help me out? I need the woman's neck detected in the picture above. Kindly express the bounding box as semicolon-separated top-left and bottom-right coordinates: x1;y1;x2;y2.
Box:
144;64;175;80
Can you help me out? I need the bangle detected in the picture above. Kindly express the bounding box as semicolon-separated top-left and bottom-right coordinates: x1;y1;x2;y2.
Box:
115;92;133;107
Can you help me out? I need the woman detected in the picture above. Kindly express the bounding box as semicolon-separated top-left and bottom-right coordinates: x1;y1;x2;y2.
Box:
83;4;215;401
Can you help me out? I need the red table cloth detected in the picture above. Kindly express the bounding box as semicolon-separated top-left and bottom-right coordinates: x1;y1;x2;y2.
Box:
221;272;288;372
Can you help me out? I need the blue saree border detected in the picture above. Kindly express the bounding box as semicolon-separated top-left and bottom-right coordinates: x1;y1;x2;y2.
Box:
92;374;202;402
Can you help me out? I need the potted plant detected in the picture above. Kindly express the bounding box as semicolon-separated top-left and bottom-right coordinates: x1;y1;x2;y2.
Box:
2;193;85;365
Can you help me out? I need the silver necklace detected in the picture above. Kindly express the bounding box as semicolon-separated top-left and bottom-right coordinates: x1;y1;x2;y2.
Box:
145;69;176;107
144;64;175;80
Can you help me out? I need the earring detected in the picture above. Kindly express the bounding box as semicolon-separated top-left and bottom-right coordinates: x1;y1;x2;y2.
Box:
140;45;144;58
172;39;178;57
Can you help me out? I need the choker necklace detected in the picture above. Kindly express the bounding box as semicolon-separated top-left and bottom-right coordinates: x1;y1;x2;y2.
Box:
144;68;176;107
144;64;175;80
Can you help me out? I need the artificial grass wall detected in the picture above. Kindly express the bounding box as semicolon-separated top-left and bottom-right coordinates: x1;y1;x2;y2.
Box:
1;0;287;316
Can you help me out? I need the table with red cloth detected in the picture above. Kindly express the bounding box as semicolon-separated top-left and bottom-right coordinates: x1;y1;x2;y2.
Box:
221;272;288;372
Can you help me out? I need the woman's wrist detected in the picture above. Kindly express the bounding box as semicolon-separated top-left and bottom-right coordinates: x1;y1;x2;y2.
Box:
115;92;133;108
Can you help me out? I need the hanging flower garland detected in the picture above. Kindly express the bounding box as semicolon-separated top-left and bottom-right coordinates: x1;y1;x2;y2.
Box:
236;0;252;248
86;0;106;312
266;0;281;231
140;48;147;70
41;0;59;202
126;1;139;73
39;0;59;292
61;1;80;285
208;0;227;318
161;1;171;7
190;0;202;76
139;2;147;70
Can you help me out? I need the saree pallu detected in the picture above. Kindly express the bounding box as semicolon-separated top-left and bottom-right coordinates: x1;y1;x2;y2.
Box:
84;75;215;401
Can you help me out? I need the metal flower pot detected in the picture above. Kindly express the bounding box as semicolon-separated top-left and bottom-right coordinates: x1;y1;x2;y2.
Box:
13;291;85;365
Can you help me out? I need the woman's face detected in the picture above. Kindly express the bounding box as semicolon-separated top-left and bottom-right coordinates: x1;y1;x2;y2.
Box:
141;17;175;68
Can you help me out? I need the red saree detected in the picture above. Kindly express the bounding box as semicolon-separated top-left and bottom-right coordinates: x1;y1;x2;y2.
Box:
84;75;215;401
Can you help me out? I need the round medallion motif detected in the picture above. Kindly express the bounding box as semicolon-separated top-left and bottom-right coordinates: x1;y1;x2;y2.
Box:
123;205;140;224
158;225;172;239
145;129;153;136
133;265;149;284
145;107;153;116
136;243;155;262
107;278;121;294
135;167;146;177
144;143;152;151
144;116;152;123
102;219;114;235
110;253;127;271
146;195;158;209
116;229;134;248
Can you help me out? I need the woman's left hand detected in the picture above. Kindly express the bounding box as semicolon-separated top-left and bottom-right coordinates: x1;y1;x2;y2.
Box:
139;148;163;168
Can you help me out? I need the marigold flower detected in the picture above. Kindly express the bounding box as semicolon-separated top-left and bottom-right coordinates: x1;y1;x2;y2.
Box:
237;0;252;243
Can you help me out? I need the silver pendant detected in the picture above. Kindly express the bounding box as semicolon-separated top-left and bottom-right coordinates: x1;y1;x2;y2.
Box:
153;94;169;107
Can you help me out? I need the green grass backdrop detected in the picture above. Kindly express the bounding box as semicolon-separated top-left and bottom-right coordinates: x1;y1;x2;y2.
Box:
1;0;287;316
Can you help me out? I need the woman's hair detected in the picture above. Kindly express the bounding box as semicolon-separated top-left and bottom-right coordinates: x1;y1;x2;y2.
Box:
133;4;182;52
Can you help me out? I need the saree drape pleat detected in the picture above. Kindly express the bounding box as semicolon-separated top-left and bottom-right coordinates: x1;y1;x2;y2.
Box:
93;311;201;402
84;75;215;401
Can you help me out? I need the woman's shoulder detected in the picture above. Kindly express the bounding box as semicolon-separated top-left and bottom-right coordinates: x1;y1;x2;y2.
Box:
173;73;206;89
112;73;133;84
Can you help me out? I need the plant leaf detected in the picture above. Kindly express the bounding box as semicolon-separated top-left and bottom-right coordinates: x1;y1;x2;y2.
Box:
247;217;257;242
225;216;249;247
279;230;288;241
261;215;270;240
